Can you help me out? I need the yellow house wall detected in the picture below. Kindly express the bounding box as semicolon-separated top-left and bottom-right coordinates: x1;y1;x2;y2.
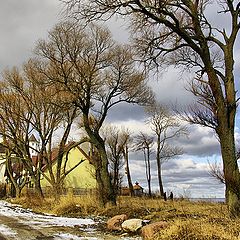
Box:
0;154;6;183
41;147;96;189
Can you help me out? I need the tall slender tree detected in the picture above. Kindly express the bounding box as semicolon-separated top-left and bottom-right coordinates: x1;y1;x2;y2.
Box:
146;104;187;197
135;132;154;196
121;129;134;196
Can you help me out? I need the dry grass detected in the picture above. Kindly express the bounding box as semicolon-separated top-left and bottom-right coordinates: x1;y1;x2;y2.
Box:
10;193;99;216
10;196;240;239
155;219;240;240
51;193;99;216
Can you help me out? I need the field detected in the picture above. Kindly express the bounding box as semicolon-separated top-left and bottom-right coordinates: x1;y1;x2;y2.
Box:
11;195;240;240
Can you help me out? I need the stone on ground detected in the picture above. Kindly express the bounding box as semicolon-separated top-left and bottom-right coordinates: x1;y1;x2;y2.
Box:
106;214;128;231
141;221;168;239
121;218;143;232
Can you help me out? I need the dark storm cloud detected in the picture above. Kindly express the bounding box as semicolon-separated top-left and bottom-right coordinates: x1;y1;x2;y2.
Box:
150;67;195;107
0;0;61;72
174;125;221;157
107;103;146;122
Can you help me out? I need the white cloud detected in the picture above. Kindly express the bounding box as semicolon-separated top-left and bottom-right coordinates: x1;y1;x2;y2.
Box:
123;156;224;198
110;119;150;135
175;125;220;156
235;128;240;148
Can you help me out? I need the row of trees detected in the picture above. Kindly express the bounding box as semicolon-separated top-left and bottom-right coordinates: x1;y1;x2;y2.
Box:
0;22;185;201
105;104;187;198
62;0;240;217
0;61;81;199
0;22;156;205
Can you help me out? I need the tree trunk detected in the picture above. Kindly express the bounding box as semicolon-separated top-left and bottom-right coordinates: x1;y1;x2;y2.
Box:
144;148;151;197
95;144;116;207
112;157;119;196
33;175;44;199
218;126;240;217
15;188;21;199
147;149;152;197
53;182;63;201
204;48;239;216
156;136;164;196
5;158;22;198
83;113;116;207
123;145;134;196
157;161;164;197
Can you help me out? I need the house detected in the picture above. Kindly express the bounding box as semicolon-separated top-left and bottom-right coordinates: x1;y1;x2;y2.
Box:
133;182;144;196
0;135;97;197
0;143;23;197
0;144;6;184
29;134;40;158
40;142;97;195
120;182;144;196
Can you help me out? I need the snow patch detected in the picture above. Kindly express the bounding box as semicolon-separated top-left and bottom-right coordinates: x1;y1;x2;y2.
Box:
0;224;17;236
54;233;98;239
0;201;95;228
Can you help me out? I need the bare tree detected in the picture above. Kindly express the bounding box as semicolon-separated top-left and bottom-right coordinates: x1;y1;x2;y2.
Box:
146;104;187;197
135;132;154;196
3;148;28;198
103;126;128;196
0;62;84;199
63;0;240;216
25;64;82;198
122;129;134;196
34;21;154;206
208;161;225;184
0;77;44;198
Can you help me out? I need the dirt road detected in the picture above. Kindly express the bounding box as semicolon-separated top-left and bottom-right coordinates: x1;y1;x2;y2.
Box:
0;201;141;240
0;201;142;240
0;200;100;239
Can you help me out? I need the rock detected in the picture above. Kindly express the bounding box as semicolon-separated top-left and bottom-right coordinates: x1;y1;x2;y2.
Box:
106;214;128;231
141;221;169;239
122;218;143;232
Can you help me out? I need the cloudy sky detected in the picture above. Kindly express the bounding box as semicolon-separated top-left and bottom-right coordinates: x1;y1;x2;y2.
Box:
0;0;239;198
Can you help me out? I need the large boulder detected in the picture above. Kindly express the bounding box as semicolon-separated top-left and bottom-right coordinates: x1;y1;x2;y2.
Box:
141;221;169;239
106;214;128;231
122;218;143;232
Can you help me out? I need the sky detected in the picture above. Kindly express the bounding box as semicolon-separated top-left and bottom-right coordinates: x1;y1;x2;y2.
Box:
0;0;239;198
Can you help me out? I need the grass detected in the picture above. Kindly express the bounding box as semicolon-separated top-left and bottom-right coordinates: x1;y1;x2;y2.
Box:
10;195;240;239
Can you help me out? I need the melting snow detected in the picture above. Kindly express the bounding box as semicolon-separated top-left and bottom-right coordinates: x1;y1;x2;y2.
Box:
0;201;142;240
0;224;17;236
54;233;99;239
0;201;95;228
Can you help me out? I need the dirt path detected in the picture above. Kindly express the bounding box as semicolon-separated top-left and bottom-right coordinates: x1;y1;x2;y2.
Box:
0;201;142;240
0;201;98;239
